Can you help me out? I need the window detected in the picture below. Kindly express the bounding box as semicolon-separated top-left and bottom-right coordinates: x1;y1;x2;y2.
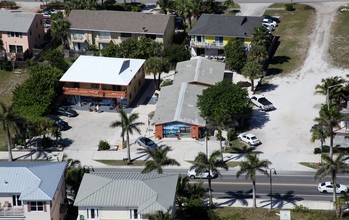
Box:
196;36;203;42
87;208;99;219
9;45;16;53
121;33;132;38
130;209;139;219
215;36;223;44
9;45;23;53
8;32;22;38
91;84;99;89
12;195;22;206
30;202;44;211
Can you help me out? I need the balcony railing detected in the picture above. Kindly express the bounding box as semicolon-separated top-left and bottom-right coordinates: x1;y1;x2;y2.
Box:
63;87;127;99
0;206;24;218
190;41;224;49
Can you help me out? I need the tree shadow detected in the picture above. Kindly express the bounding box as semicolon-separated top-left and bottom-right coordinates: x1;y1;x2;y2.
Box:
215;189;256;207
227;146;263;160
247;109;270;130
269;56;291;65
266;68;283;76
260;191;304;209
255;82;278;93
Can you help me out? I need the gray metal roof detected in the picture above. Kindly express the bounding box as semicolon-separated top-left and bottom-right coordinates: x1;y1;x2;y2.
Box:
173;57;225;86
74;173;178;214
154;58;225;126
0;10;39;32
188;14;264;38
0;162;66;201
154;83;207;126
68;10;174;35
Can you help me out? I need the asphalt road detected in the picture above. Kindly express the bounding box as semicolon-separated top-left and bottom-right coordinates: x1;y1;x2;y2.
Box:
94;168;349;202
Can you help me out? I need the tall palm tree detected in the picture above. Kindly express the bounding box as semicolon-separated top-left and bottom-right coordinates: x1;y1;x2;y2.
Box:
190;150;228;207
206;114;228;160
144;57;170;90
248;44;268;63
50;11;71;49
315;76;346;106
311;123;328;164
110;110;144;164
236;154;271;208
241;60;263;91
175;0;194;30
315;105;343;159
251;26;273;50
315;154;346;207
140;145;180;174
0;102;23;161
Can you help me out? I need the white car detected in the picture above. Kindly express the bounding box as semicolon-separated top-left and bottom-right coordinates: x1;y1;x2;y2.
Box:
318;182;348;194
263;18;277;27
187;168;218;179
262;23;274;32
238;133;261;146
250;95;275;111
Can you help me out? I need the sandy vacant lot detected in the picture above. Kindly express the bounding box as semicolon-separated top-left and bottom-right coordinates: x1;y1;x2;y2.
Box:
240;3;349;171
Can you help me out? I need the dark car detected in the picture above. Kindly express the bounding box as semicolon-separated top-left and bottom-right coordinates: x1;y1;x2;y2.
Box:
55;106;78;117
135;137;157;149
264;15;280;23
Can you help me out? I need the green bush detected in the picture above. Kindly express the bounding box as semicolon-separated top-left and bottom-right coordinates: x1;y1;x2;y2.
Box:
293;204;310;213
227;128;237;141
285;3;295;11
0;1;18;8
160;79;173;87
98;140;110;151
313;146;349;154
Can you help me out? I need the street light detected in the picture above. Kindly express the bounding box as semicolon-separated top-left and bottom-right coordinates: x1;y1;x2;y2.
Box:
267;168;277;211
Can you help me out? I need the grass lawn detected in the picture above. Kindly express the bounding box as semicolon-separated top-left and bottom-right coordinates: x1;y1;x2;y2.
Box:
224;139;248;153
214;207;344;220
96;159;146;166
328;6;349;68
266;4;316;75
0;69;29;149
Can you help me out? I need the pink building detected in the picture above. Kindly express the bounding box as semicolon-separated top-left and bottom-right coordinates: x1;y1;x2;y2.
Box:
0;10;45;60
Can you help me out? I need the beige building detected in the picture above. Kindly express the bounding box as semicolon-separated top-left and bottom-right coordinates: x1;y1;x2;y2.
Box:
0;162;66;220
59;55;146;107
74;173;178;220
67;10;175;51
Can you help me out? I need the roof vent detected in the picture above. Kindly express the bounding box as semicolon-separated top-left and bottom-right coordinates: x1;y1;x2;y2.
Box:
4;181;8;184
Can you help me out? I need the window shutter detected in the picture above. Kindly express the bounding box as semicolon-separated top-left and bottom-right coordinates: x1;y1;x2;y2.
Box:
27;202;31;212
44;202;47;212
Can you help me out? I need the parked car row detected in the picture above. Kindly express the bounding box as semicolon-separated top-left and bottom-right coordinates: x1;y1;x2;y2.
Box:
261;16;280;32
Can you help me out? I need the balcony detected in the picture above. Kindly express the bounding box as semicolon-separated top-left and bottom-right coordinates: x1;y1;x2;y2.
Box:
71;34;86;42
190;41;224;49
96;35;112;43
63;87;127;99
0;206;24;218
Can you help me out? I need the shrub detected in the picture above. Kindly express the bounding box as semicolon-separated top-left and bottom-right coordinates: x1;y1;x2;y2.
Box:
160;79;173;87
98;140;110;151
285;3;295;11
227;128;237;141
293;204;310;213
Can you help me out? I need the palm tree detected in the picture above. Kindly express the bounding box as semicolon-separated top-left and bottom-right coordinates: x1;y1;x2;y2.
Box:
311;123;328;164
315;76;346;106
248;44;268;63
314;105;343;159
140;145;180;174
144;57;170;90
190;150;228;207
0;102;23;161
205;114;228;160
110;110;144;164
241;60;263;91
175;0;194;30
315;154;346;207
236;154;271;208
176;176;206;208
50;11;71;49
251;26;273;50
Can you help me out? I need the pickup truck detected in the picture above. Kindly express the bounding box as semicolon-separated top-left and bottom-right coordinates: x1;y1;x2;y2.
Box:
250;95;274;111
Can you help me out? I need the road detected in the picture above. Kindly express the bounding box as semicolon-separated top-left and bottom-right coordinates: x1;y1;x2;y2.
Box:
94;168;349;202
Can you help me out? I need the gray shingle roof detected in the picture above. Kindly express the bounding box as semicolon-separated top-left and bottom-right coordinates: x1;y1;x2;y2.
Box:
188;14;264;38
154;58;225;126
68;10;174;35
0;10;38;32
0;162;66;201
74;173;178;214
